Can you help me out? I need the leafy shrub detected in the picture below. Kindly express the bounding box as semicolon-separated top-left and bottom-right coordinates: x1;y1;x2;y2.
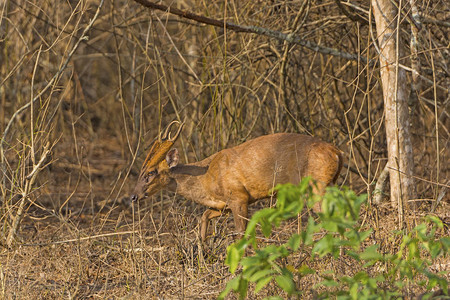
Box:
219;177;449;299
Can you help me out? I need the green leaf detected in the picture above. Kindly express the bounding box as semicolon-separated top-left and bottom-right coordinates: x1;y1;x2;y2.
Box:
218;276;240;300
349;282;359;299
275;274;296;294
249;269;276;283
312;234;336;257
303;217;318;245
246;209;274;236
298;264;315;275
287;234;302;251
441;237;450;250
254;275;273;293
359;229;373;241
359;245;383;261
320;279;339;287
353;271;369;282
426;215;443;228
408;239;419;259
237;278;249;299
261;218;273;237
414;223;427;238
227;246;242;273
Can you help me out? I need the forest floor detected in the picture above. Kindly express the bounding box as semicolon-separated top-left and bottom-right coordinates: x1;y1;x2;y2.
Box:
1;135;448;299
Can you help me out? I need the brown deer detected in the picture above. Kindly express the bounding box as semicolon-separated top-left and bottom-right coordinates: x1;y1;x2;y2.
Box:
130;121;342;241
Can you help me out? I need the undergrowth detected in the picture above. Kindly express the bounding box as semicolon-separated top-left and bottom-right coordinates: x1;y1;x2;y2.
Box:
220;177;449;299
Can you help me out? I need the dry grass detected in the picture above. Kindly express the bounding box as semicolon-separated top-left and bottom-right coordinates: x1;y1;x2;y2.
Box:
0;0;448;298
1;169;448;298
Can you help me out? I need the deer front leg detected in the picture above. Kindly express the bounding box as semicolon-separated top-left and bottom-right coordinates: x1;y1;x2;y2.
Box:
229;201;249;237
200;209;223;241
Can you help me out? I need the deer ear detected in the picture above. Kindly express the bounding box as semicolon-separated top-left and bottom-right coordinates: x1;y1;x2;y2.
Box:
166;148;179;168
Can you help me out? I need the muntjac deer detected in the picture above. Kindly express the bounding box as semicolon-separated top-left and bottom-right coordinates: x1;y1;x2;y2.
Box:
130;121;342;241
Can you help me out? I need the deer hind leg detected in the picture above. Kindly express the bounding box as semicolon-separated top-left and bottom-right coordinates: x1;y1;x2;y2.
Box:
308;145;341;213
311;181;327;212
200;209;224;241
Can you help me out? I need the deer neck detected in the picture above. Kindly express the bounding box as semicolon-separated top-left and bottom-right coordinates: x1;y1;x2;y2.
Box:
168;163;209;201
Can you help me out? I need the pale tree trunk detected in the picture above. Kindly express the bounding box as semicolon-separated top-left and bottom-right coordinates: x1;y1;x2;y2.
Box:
371;0;416;219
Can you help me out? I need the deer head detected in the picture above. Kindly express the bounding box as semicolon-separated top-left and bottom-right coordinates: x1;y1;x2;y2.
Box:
130;121;184;202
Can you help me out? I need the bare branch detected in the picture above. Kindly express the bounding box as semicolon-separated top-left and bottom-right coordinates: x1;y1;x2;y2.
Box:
132;0;366;63
0;0;105;148
335;0;369;24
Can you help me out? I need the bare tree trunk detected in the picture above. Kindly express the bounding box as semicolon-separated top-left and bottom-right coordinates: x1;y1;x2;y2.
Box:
371;0;416;218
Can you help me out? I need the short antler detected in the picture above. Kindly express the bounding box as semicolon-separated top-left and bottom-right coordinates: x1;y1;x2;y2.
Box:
168;121;184;141
140;121;184;177
161;120;184;141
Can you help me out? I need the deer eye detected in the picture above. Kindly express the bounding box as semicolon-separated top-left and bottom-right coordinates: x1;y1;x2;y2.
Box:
143;170;157;184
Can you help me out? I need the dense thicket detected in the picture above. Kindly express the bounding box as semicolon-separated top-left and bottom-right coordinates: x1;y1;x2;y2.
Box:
0;0;448;297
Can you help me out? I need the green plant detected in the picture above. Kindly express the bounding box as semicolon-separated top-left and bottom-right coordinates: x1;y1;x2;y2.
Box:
219;177;448;299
